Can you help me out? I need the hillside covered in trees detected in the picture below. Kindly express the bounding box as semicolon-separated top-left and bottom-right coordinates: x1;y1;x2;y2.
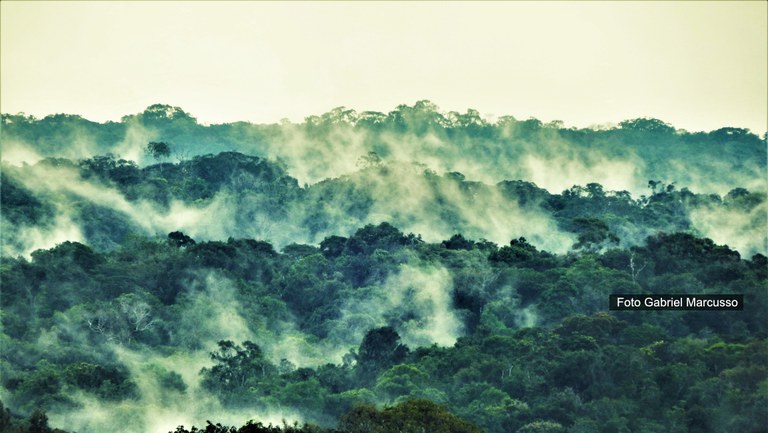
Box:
1;103;766;433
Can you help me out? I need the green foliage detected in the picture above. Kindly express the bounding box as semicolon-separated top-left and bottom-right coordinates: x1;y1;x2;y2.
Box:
489;237;557;270
568;217;620;250
146;141;172;161
339;399;485;433
619;117;675;135
169;399;483;433
0;169;54;226
167;231;196;248
201;340;276;404
1;105;766;432
442;234;475;251
62;362;137;399
1;221;765;432
356;327;409;383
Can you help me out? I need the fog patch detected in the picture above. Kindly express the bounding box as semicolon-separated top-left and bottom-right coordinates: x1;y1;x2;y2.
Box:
176;272;345;368
114;120;160;166
514;304;540;328
332;264;464;349
689;201;768;257
0;139;45;166
662;154;767;198
46;274;304;433
48;347;303;433
173;273;256;347
266;121;369;185
2;161;238;255
523;154;642;196
330;163;576;254
386;265;464;347
2;211;84;257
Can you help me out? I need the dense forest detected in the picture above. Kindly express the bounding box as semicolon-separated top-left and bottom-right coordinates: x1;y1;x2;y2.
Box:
1;103;766;433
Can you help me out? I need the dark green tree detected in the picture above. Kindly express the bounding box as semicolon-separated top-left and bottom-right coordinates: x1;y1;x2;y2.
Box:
27;408;52;433
357;327;409;382
146;141;172;163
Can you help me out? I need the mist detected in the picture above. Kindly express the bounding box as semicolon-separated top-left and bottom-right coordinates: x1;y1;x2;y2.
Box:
5;103;764;195
689;198;768;258
17;270;309;433
328;263;464;350
4;105;765;252
1;102;766;433
1;161;232;257
46;345;305;433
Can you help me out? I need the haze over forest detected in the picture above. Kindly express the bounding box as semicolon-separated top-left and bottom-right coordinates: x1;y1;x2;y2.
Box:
2;102;766;257
0;102;766;433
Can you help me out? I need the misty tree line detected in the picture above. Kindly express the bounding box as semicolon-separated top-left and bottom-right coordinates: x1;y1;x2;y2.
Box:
2;101;764;190
3;102;765;150
2;149;765;260
3;102;764;257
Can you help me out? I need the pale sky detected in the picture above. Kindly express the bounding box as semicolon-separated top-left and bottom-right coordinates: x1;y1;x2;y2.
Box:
1;1;766;133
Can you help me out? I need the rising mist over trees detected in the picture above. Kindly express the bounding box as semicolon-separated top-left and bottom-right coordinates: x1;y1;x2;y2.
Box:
2;102;766;258
3;101;765;191
1;103;766;433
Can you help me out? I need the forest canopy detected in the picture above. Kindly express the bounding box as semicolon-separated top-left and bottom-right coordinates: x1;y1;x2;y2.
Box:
1;103;766;433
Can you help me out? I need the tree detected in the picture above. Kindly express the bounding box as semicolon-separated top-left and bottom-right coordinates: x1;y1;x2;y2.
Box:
374;364;429;400
569;218;619;251
489;237;555;270
27;408;52;433
357;327;409;379
619;118;674;135
168;231;196;248
0;401;13;432
648;180;662;194
146;141;172;162
709;127;761;145
319;235;348;258
347;223;411;255
200;340;276;403
356;152;383;169
117;293;158;333
442;234;475;251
